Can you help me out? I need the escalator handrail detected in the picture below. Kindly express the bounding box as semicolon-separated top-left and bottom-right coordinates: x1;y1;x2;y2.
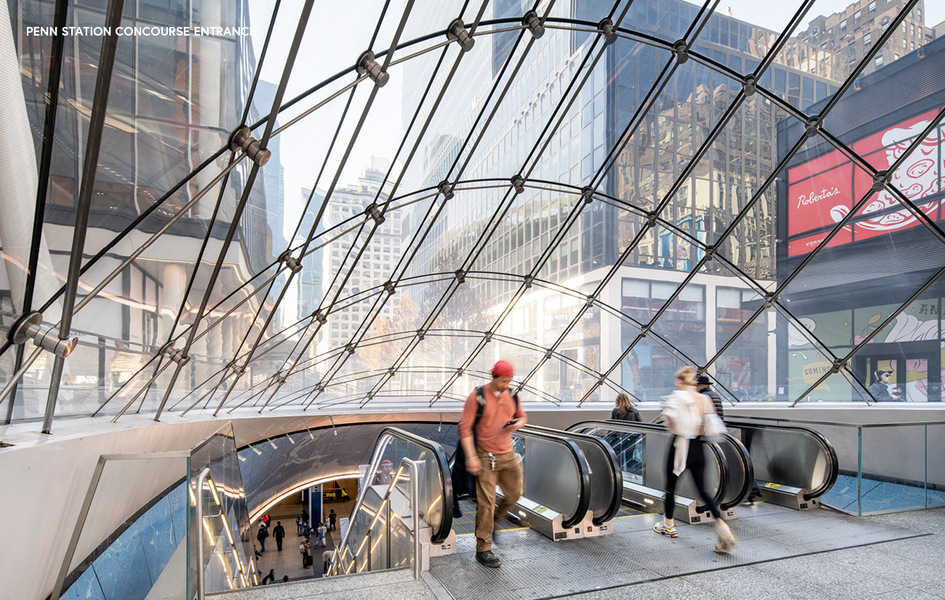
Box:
516;425;591;529
725;419;839;500
715;433;753;510
567;420;731;511
523;424;623;525
369;427;453;543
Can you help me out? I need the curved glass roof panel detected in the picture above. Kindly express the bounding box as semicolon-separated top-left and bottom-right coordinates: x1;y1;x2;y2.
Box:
3;0;945;431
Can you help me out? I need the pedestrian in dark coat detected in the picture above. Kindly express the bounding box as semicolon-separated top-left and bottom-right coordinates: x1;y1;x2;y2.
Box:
273;521;286;551
256;523;269;552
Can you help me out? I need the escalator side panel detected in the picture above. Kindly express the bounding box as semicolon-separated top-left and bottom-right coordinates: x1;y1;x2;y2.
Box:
729;422;839;500
523;425;623;525
516;431;589;529
715;434;753;510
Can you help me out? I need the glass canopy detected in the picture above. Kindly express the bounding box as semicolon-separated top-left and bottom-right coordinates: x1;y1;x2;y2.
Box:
2;0;944;432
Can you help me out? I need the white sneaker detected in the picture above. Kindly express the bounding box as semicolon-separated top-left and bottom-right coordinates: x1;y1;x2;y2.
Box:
714;520;737;553
653;521;678;538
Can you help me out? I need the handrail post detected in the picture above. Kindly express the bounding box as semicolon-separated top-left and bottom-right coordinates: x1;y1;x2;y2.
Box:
196;467;211;600
856;427;862;517
924;424;929;509
402;458;421;580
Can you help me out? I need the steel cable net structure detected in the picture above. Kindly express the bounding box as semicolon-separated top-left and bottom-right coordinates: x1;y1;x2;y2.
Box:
2;0;945;433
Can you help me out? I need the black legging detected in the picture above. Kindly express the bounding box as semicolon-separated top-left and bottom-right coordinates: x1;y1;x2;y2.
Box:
663;436;722;520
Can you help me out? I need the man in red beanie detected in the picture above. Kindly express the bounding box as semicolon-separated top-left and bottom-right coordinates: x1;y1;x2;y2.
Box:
459;360;527;568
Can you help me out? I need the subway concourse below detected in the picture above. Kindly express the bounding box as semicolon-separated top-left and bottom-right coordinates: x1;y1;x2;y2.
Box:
249;482;356;585
222;501;945;600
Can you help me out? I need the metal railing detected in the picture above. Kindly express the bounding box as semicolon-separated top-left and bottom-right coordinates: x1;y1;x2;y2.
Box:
328;426;452;577
329;457;422;578
196;468;252;598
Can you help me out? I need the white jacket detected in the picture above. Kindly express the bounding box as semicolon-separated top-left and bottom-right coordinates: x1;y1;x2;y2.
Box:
661;390;701;439
661;390;703;475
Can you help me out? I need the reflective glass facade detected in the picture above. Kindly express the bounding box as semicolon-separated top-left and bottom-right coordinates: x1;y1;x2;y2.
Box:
2;0;945;433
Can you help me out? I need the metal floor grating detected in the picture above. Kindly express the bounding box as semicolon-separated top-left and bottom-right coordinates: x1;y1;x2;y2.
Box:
427;502;925;600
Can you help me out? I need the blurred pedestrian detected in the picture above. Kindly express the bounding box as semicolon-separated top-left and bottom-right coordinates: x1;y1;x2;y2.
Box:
696;375;724;419
655;366;737;554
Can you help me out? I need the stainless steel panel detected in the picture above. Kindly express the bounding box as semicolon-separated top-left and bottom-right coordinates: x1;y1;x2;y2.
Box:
525;425;622;524
518;434;582;519
729;421;836;497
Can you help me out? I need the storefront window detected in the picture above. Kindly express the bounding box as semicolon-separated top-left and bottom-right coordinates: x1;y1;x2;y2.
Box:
621;278;705;399
716;287;769;400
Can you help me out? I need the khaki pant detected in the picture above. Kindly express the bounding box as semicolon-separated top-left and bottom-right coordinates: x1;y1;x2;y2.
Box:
474;448;522;552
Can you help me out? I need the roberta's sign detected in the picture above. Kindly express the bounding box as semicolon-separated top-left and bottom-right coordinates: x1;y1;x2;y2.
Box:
786;107;944;257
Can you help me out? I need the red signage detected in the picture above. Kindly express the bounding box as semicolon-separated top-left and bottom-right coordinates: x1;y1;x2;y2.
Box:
787;108;944;256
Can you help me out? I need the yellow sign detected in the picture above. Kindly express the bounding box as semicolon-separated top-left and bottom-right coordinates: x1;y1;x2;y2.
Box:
800;360;832;391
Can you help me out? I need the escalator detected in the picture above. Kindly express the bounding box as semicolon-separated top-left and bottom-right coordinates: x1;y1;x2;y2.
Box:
492;425;590;541
568;421;753;524
337;416;827;569
725;419;839;510
499;425;626;540
331;421;623;578
519;425;623;536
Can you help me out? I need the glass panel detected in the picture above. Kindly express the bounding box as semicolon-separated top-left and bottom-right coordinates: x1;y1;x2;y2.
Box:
59;456;188;600
782;197;945;366
849;294;942;403
457;25;578;185
776;309;851;403
6;0;945;427
513;430;583;519
190;424;252;596
858;425;930;513
930;424;945;509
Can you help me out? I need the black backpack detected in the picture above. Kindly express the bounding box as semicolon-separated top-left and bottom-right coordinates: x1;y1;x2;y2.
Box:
451;387;520;499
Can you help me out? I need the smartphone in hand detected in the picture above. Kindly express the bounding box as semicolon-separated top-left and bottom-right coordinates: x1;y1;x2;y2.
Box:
505;419;518;428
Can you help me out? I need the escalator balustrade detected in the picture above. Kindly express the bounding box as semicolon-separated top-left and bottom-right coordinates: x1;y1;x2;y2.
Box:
569;421;752;524
725;419;839;510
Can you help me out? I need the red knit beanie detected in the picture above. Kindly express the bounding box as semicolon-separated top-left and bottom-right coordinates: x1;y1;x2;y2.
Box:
491;360;514;378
